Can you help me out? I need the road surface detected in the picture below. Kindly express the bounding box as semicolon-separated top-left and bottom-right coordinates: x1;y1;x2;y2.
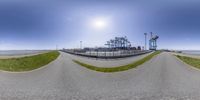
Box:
0;52;200;100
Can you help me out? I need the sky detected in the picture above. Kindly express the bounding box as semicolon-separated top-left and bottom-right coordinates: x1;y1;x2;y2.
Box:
0;0;200;50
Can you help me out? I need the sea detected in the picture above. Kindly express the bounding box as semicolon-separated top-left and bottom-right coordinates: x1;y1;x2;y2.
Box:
0;50;49;56
181;50;200;55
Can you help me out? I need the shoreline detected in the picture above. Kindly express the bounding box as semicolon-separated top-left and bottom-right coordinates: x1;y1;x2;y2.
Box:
0;51;51;59
171;52;200;59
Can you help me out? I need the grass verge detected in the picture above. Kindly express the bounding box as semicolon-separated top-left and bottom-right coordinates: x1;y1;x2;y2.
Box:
73;51;161;73
0;51;60;72
176;55;200;69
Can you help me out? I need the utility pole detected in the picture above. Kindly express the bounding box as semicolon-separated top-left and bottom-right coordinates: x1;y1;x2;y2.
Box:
144;33;147;50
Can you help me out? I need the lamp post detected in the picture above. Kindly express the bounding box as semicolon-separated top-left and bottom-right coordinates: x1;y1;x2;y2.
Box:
56;45;58;50
144;33;147;50
80;41;82;49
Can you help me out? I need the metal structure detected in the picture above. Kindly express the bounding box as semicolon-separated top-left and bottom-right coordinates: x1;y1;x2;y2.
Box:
105;36;131;49
149;32;159;50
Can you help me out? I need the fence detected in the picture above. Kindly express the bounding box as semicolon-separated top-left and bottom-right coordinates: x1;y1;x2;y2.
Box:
61;49;152;59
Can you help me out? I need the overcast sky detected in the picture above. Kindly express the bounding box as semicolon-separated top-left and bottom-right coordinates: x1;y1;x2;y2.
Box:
0;0;200;50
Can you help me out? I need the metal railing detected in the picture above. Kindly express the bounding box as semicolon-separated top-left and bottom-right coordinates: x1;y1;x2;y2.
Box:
61;49;152;59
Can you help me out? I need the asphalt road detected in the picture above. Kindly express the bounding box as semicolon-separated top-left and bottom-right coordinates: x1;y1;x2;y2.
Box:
0;52;200;100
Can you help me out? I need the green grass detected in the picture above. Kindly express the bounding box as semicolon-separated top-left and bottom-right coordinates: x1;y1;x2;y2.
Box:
176;55;200;69
0;51;60;72
73;51;161;73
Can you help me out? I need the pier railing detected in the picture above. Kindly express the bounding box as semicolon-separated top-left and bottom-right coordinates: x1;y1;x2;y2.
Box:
61;49;152;59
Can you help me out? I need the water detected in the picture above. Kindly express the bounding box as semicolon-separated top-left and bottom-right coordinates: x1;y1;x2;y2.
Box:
0;50;49;56
182;50;200;55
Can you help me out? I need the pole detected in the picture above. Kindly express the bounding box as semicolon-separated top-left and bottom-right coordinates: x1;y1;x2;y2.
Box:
56;45;58;50
80;41;82;49
144;33;147;50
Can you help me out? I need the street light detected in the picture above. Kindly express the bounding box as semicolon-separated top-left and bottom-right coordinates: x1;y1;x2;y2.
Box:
144;33;147;50
80;41;82;49
56;45;58;50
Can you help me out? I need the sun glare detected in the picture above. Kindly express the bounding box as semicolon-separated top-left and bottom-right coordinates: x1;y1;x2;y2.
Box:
92;18;107;29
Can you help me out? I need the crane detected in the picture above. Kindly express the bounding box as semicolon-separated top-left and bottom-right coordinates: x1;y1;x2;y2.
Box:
149;32;159;50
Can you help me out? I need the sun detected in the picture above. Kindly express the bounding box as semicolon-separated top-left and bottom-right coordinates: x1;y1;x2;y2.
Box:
92;18;107;29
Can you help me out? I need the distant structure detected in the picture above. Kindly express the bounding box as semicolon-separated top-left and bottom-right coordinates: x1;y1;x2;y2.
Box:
105;36;131;49
149;32;159;50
